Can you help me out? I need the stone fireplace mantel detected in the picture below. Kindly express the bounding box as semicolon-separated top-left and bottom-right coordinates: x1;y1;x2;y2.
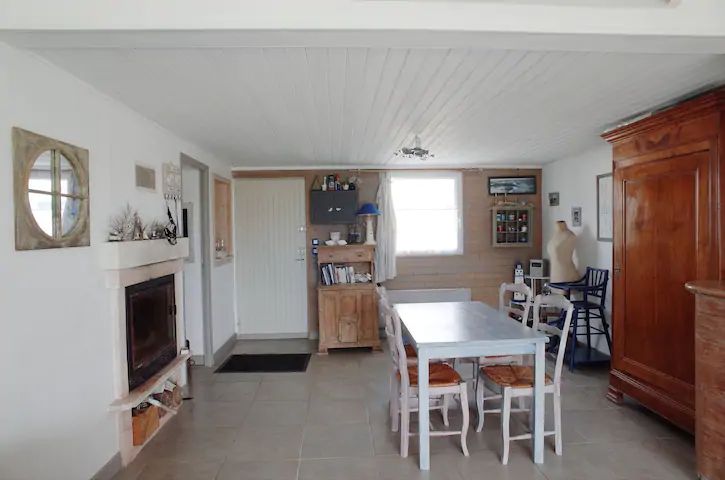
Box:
100;238;190;466
98;238;189;271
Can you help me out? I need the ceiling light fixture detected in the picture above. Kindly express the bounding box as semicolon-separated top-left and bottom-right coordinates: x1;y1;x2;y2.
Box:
394;135;435;162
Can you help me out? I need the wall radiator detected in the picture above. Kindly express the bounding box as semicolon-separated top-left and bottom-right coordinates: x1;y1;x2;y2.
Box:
386;288;472;305
380;288;472;328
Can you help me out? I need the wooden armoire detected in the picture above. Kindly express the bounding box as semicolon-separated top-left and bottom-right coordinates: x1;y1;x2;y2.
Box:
602;87;725;433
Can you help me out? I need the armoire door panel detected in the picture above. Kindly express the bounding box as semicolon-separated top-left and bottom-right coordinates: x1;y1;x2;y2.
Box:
614;150;712;408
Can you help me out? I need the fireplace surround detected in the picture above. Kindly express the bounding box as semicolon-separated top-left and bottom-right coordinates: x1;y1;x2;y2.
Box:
100;237;189;466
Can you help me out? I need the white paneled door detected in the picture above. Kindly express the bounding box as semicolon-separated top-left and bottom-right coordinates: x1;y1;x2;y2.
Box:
234;178;308;337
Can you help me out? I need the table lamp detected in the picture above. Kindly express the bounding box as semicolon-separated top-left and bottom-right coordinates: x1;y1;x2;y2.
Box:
356;203;381;245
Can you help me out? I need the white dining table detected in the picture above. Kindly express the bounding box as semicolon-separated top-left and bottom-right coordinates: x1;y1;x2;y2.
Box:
394;301;549;470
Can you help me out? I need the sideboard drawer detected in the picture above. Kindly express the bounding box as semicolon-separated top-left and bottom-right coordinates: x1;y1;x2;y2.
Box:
318;246;373;263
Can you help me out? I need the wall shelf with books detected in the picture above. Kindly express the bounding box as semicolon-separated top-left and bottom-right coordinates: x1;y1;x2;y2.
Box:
317;245;375;287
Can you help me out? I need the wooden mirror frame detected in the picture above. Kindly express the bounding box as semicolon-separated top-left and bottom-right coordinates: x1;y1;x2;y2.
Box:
13;127;90;250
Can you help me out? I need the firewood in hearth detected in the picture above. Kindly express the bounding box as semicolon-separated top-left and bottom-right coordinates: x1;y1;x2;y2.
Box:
152;390;174;417
171;386;183;407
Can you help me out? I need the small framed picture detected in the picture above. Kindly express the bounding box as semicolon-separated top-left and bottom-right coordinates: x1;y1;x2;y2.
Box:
548;192;560;206
571;206;582;227
488;176;537;195
597;173;613;241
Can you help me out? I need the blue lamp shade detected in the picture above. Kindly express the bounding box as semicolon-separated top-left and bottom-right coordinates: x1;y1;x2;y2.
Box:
356;203;381;216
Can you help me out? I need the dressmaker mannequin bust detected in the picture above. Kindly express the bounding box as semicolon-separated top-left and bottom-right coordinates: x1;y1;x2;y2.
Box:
547;220;579;283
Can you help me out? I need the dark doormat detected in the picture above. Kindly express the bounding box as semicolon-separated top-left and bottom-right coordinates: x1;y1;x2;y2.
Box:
215;353;311;373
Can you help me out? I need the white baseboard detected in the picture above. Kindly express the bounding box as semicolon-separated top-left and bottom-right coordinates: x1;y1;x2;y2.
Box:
236;332;309;340
212;333;237;367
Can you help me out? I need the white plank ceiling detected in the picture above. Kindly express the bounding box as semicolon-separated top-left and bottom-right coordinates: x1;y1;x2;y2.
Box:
32;47;725;167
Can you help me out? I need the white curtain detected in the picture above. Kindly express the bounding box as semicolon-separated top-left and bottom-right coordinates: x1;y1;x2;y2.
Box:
375;172;397;283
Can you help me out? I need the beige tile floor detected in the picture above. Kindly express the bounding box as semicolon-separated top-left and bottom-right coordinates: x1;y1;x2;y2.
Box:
114;339;695;480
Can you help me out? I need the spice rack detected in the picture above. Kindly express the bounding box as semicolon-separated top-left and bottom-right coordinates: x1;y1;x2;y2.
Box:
492;206;533;247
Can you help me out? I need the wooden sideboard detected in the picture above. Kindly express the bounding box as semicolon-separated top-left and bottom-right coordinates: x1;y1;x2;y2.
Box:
685;281;725;480
317;245;381;353
602;87;725;433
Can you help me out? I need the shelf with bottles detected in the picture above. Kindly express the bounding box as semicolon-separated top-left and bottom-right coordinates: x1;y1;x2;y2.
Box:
311;173;360;192
492;206;533;247
213;175;233;264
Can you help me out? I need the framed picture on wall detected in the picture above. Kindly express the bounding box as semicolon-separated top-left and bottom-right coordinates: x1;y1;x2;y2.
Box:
571;206;582;227
488;176;537;195
548;192;560;206
597;173;613;241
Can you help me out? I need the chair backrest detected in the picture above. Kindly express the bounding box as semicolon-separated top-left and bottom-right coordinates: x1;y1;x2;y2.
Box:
379;299;397;359
583;267;609;304
376;284;391;327
375;284;388;304
531;293;574;385
498;282;533;325
387;306;412;389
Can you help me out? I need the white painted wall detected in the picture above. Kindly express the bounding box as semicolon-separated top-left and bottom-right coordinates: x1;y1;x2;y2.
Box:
0;41;234;480
1;0;724;38
542;143;613;352
182;165;204;357
212;263;236;351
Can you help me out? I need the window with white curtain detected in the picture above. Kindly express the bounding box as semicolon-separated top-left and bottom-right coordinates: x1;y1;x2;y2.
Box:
391;171;463;256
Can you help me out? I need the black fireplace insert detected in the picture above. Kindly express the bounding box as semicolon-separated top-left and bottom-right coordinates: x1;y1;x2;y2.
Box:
125;274;177;390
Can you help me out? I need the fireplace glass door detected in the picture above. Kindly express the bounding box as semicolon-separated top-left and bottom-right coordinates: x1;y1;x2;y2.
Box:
125;274;177;390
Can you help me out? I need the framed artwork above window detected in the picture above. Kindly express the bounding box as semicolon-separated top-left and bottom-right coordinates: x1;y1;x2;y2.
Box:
13;127;90;250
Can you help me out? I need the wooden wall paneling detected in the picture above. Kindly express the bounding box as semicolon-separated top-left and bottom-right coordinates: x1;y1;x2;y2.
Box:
233;168;542;336
387;169;542;296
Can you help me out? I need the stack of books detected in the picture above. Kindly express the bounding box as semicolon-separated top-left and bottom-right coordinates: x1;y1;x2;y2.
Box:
320;263;356;286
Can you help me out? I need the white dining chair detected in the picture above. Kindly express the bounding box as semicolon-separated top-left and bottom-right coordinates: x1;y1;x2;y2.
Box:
460;283;533;382
475;293;574;464
499;282;534;326
378;286;418;366
382;301;435;433
384;304;470;457
479;283;533;367
375;284;390;328
382;299;426;433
